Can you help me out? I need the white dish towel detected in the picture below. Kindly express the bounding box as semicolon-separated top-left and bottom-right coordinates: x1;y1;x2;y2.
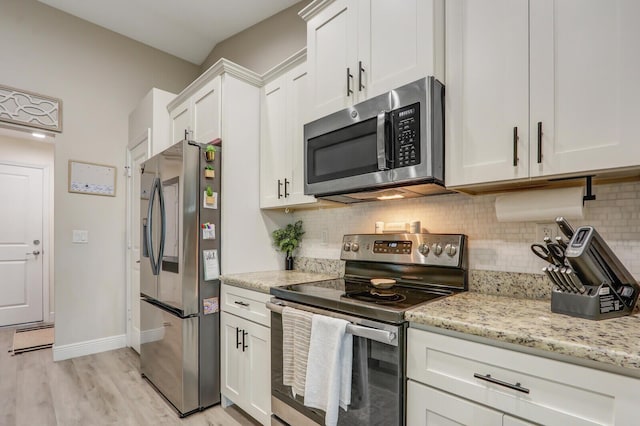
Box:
304;315;353;426
281;306;314;397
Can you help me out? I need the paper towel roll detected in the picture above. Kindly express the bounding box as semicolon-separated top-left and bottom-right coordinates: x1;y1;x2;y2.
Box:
495;187;584;222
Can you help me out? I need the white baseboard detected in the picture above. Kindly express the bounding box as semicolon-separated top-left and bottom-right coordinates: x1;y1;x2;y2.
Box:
53;334;127;361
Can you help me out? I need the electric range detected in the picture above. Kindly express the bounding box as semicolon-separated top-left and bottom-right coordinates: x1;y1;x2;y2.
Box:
270;233;468;324
268;233;468;426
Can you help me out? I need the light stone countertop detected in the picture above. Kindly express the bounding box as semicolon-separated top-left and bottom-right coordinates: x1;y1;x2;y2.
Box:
220;270;339;294
406;292;640;374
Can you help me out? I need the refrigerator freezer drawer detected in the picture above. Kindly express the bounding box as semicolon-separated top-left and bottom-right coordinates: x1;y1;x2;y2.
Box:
140;299;199;415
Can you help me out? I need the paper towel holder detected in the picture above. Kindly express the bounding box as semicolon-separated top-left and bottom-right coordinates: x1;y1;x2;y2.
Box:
549;175;596;205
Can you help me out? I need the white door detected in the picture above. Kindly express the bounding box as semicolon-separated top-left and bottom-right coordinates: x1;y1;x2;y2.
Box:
221;311;244;403
306;0;359;120
169;98;191;150
260;74;288;208
530;0;640;177
245;320;271;425
0;164;44;326
359;0;436;100
192;77;221;144
126;132;149;353
286;62;317;206
445;0;530;187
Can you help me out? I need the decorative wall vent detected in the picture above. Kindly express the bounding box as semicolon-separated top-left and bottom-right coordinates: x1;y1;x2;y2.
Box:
0;84;62;133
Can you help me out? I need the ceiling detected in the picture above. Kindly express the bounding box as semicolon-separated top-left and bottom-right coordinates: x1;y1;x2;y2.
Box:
38;0;301;65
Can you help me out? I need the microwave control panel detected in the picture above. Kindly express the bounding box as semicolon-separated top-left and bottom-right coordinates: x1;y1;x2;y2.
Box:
392;102;420;168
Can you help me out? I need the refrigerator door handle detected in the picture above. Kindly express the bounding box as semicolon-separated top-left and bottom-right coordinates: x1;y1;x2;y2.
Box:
158;177;166;273
147;177;164;276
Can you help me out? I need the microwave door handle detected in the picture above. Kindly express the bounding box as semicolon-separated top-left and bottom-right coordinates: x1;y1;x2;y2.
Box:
376;111;389;171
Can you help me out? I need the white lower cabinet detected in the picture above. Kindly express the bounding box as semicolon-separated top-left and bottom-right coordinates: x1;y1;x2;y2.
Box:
220;285;271;425
407;328;640;426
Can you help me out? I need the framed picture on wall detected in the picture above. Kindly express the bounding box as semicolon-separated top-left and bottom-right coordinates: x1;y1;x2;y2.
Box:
68;160;116;196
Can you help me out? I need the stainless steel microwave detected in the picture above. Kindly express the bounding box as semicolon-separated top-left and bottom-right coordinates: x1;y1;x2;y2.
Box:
304;77;447;203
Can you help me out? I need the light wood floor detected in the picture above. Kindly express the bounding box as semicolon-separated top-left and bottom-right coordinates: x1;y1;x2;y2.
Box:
0;326;261;426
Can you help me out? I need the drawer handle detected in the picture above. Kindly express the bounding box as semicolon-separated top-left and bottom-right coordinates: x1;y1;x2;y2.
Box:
234;301;250;307
473;373;530;394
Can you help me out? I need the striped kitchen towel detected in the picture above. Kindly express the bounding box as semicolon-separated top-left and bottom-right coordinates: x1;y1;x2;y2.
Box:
282;306;314;397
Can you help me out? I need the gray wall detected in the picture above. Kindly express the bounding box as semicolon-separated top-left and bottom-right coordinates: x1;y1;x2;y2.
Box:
201;0;310;74
0;0;200;347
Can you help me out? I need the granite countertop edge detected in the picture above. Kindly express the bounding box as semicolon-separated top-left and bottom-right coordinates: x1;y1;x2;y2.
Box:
405;292;640;375
220;270;339;294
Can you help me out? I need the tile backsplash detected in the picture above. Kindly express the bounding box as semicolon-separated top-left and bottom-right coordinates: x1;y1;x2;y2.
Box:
292;181;640;279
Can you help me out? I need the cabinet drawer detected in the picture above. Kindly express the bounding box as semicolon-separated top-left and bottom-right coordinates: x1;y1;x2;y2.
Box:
221;284;271;327
407;328;640;426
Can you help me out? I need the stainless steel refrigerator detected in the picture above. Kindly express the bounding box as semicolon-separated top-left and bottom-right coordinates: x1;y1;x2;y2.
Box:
139;140;220;417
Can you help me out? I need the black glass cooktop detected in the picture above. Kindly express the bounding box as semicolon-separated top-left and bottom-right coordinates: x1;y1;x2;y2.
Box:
270;278;452;324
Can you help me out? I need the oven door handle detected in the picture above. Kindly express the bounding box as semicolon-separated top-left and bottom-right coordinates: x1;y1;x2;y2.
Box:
266;301;398;346
376;111;389;171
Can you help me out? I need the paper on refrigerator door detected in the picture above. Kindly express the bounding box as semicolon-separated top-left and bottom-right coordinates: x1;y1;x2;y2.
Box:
203;249;220;281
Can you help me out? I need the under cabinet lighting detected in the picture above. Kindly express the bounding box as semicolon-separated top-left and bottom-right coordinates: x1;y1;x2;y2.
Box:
377;194;405;200
32;132;46;139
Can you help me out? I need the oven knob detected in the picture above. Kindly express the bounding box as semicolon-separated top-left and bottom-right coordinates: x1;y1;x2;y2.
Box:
350;243;360;252
418;243;429;256
343;242;352;252
445;244;457;257
432;243;443;256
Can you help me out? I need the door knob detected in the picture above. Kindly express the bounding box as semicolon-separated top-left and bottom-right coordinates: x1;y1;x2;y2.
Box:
26;250;41;256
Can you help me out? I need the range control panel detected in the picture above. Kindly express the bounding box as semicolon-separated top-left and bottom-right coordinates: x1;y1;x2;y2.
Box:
341;233;466;268
373;240;412;254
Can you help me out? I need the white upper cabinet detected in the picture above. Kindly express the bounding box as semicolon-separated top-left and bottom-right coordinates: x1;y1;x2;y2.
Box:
260;53;319;209
529;0;640;178
128;88;176;157
169;76;221;145
191;77;221;144
445;0;529;187
301;0;443;121
446;0;640;188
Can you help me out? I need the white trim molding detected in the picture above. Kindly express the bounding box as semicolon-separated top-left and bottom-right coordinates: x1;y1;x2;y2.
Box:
0;84;62;133
52;334;126;361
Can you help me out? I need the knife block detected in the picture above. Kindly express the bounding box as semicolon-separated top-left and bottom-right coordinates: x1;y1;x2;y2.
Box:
551;282;638;320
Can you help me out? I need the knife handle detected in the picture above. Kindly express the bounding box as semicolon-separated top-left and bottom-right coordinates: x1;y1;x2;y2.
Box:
555;217;575;239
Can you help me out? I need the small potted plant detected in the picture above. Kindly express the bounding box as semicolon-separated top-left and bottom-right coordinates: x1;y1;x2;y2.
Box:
204;144;216;161
205;185;215;205
272;220;304;270
204;165;215;178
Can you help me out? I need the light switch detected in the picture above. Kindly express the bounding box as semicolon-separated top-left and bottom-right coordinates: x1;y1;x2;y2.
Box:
72;230;89;244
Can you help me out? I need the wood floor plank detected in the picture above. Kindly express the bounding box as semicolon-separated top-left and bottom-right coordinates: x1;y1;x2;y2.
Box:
0;328;18;425
0;326;262;426
14;346;57;425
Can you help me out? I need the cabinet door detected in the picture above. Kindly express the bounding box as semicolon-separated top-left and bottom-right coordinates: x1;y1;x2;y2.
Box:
285;63;317;207
530;0;640;177
169;98;191;147
306;0;358;120
445;0;530;187
260;75;288;208
244;320;271;425
407;380;503;426
359;0;441;100
220;312;244;403
192;76;221;144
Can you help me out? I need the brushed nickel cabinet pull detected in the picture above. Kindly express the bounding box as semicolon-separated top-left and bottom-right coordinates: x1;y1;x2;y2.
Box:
474;373;530;394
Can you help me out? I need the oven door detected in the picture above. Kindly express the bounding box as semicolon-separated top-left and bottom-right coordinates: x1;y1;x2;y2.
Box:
268;299;406;426
304;110;393;196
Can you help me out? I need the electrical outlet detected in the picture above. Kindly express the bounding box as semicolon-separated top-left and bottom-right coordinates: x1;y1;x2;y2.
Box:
535;222;561;242
321;229;328;245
